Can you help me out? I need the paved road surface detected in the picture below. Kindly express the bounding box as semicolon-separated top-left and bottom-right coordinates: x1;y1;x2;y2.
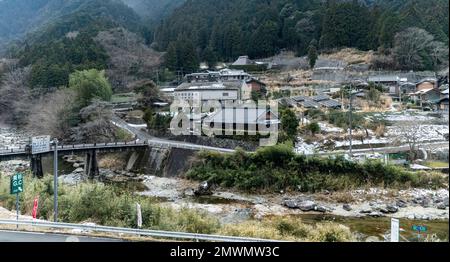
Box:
0;230;124;242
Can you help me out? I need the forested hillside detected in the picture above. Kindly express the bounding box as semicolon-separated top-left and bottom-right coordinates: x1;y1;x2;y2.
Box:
155;0;449;64
3;0;148;89
122;0;186;22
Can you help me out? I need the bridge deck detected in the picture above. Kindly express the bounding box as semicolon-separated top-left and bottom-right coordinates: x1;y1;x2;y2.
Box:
0;139;236;159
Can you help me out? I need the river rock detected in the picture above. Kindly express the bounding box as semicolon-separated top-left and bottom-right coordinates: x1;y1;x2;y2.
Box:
194;181;213;196
360;208;372;214
385;204;399;213
343;204;352;211
60;173;83;185
368;212;384;218
282;199;299;209
437;203;447;210
314;205;330;213
184;188;195;197
396;199;408;208
421;198;431;208
73;168;84;173
298;201;317;211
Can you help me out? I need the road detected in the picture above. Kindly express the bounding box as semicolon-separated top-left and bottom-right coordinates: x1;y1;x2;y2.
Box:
0;230;124;242
111;116;236;153
319;141;449;156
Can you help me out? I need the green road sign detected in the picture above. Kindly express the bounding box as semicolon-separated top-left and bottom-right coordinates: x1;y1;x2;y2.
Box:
10;173;24;194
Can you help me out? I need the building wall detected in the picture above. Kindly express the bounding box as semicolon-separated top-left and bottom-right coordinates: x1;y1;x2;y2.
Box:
417;82;435;91
175;90;239;101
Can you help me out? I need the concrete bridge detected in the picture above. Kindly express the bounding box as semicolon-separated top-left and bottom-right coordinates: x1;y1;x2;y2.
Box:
0;139;235;178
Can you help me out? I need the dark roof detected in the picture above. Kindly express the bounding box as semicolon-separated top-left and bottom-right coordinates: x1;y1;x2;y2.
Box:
311;94;331;102
299;99;320;108
416;78;437;85
279;98;297;107
319;99;342;108
291;96;308;102
439;97;449;103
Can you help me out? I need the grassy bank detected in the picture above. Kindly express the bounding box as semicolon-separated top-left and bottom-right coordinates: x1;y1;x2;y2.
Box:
186;145;446;192
0;174;353;242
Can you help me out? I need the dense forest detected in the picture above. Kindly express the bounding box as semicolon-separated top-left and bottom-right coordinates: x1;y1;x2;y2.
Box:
1;0;449;89
2;0;149;89
155;0;449;63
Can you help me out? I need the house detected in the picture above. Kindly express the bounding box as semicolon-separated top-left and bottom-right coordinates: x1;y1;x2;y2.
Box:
203;106;279;134
160;87;176;98
219;69;251;81
318;99;342;109
174;82;240;106
185;69;250;83
241;78;267;100
399;82;416;96
368;75;400;87
410;88;441;108
291;95;341;110
186;71;220;83
441;88;449;98
416;78;438;92
311;94;331;102
438;97;449;112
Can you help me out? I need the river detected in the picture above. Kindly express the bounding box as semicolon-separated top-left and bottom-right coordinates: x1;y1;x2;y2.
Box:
1;125;449;242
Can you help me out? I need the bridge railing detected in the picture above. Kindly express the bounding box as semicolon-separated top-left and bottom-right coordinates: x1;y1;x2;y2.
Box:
0;219;280;242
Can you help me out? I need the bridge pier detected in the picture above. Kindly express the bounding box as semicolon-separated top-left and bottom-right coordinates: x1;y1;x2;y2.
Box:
30;155;44;178
85;150;99;179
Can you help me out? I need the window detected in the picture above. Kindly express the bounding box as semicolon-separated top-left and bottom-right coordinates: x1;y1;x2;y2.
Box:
223;93;229;97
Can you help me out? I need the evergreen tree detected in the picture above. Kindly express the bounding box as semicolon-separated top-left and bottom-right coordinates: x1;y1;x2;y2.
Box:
307;40;318;69
202;46;218;69
164;42;178;71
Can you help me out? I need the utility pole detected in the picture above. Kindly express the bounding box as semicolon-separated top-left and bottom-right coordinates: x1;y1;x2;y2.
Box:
53;138;59;222
348;85;354;157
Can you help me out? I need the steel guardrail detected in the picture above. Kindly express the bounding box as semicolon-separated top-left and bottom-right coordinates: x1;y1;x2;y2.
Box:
0;219;281;242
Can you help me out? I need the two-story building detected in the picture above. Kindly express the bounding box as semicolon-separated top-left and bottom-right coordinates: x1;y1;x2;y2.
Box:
203;106;280;134
174;82;240;106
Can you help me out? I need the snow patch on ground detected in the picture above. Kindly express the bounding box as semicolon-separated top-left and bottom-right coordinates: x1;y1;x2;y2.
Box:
294;138;319;155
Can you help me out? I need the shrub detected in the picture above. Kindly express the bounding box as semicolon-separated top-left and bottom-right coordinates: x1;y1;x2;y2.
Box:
186;145;446;192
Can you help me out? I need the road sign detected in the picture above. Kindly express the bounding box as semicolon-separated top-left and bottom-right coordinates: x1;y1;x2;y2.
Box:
32;136;51;154
32;197;39;219
391;218;399;242
412;225;427;232
10;173;24;195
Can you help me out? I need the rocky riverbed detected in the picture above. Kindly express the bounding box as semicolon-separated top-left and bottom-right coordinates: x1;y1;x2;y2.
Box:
134;176;450;223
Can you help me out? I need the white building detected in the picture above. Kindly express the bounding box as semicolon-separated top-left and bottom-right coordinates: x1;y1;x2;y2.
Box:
174;82;241;106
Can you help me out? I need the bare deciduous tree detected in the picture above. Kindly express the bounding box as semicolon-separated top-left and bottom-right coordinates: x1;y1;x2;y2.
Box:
393;27;433;70
393;27;448;71
0;66;32;125
396;123;421;161
26;88;76;138
429;41;449;71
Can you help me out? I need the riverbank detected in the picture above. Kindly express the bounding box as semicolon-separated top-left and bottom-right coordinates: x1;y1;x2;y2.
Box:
138;175;449;222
